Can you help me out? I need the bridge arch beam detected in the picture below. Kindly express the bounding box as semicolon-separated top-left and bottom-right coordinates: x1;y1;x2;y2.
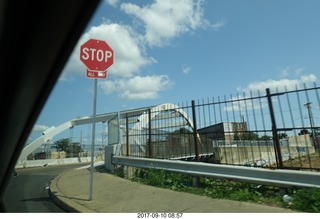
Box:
128;103;200;153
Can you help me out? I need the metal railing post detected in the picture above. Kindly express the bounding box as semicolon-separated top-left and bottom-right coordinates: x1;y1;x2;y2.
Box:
266;88;283;168
192;100;199;162
126;113;129;156
191;100;200;186
148;108;152;158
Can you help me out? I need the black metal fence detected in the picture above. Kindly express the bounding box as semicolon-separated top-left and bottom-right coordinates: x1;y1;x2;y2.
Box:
124;83;320;171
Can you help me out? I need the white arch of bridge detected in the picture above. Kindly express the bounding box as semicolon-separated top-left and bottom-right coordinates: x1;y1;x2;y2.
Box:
19;103;200;161
128;103;199;153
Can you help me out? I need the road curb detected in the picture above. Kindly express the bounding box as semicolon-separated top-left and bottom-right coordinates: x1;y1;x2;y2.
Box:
49;171;96;213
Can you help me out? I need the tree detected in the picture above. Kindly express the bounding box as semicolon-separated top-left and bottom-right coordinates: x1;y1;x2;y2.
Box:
234;131;259;140
278;132;288;139
298;129;310;135
259;135;272;140
54;138;83;157
234;134;241;140
172;127;192;134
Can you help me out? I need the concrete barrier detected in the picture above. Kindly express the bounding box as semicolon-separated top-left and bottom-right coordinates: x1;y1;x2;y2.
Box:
15;157;94;169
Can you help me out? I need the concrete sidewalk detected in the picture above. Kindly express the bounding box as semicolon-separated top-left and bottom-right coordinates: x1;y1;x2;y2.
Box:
49;164;296;213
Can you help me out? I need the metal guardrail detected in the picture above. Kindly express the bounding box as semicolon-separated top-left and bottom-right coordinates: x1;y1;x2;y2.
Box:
112;155;320;189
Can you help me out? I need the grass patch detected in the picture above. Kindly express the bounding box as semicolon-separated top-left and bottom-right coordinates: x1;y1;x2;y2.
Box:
116;167;320;212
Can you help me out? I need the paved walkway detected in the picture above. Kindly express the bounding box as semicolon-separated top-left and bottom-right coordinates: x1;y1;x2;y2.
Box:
49;163;296;213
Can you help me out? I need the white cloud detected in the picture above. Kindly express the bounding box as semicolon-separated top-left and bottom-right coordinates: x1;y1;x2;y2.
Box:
279;67;290;78
99;75;174;100
60;0;216;101
237;74;318;94
279;66;306;79
300;74;317;84
32;124;49;132
121;0;215;47
223;95;268;113
182;66;191;74
211;20;226;31
60;22;155;80
295;67;304;76
105;0;118;7
99;80;116;94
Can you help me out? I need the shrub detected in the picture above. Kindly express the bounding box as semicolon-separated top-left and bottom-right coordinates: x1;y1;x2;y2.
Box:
289;187;320;212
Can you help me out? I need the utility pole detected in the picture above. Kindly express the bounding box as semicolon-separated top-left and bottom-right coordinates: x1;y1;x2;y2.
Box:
304;102;318;151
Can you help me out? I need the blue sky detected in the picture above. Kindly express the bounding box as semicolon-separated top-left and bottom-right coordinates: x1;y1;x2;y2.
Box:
29;0;320;143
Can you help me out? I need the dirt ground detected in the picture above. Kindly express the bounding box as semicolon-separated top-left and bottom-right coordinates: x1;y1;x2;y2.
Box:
282;153;320;170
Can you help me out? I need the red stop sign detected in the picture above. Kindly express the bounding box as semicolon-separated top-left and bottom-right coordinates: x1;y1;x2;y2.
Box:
80;39;114;71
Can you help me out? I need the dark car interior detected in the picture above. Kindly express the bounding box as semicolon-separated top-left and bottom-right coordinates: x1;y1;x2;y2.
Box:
0;0;101;212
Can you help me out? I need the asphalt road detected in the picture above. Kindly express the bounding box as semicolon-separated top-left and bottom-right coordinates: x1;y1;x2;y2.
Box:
3;163;88;213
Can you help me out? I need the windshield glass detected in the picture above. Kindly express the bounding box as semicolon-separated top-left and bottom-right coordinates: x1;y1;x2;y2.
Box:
4;0;320;216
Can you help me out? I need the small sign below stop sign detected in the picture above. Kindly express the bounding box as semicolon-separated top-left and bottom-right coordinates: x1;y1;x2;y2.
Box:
80;39;114;72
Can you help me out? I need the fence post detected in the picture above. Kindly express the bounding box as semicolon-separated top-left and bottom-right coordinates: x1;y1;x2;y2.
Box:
148;108;152;158
191;100;200;186
266;88;283;168
192;100;200;162
126;113;129;156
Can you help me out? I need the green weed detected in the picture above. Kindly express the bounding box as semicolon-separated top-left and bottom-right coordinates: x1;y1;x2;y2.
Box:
122;167;320;212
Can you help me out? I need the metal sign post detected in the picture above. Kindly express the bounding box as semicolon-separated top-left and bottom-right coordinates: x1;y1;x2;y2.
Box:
80;38;114;201
89;78;97;201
